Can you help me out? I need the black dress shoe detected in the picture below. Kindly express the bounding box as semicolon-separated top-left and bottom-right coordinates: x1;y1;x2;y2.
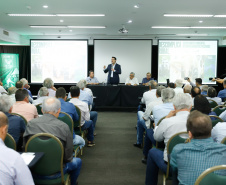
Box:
142;157;147;164
133;143;142;148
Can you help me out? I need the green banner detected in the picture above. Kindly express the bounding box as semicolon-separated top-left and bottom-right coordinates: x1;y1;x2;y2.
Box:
0;53;19;89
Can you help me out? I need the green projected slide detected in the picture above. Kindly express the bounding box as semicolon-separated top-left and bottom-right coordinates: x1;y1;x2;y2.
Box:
0;53;19;89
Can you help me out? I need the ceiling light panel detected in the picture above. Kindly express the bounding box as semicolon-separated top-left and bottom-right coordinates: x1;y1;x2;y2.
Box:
152;26;190;29
8;14;56;16
56;14;105;16
164;14;213;17
67;26;106;28
30;26;67;28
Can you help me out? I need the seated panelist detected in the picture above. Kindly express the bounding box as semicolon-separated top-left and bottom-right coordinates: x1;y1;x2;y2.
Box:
86;70;99;85
142;72;154;86
125;72;139;86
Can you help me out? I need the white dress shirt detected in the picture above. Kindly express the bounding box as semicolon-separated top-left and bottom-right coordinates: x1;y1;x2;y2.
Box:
152;102;174;124
0;138;34;185
206;97;222;105
212;122;226;143
143;97;163;128
33;96;48;105
111;63;116;77
69;98;90;126
8;94;16;104
141;89;157;105
125;77;139;86
154;111;189;162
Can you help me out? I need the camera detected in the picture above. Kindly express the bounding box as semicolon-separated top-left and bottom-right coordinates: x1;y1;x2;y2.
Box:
184;77;189;80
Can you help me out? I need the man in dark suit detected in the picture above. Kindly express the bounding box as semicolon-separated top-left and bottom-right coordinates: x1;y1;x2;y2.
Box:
103;56;121;85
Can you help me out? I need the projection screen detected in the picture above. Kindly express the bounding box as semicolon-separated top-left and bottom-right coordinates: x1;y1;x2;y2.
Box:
30;40;88;83
158;40;218;84
94;40;152;83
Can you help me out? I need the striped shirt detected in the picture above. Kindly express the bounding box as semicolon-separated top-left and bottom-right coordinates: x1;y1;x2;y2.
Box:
170;138;226;185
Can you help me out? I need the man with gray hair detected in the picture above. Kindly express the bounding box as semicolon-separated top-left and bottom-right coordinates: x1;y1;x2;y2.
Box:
0;95;26;145
33;87;49;105
134;86;165;148
20;78;33;99
38;78;56;98
141;80;158;106
0;112;34;185
7;86;17;104
145;93;192;184
23;97;82;185
125;72;139;86
174;79;184;95
207;86;222;105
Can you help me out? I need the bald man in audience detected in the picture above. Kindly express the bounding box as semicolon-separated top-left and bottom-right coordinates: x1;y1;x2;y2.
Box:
0;112;34;184
8;86;17;104
171;111;226;185
183;84;192;94
12;89;38;121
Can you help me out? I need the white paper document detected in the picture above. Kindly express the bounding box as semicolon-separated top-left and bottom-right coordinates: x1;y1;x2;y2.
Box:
20;152;35;165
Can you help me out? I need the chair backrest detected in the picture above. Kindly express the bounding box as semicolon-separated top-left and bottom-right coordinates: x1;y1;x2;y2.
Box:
10;113;28;125
221;137;226;145
155;116;166;148
212;105;226;116
35;103;43;115
208;99;218;109
157;116;166;126
194;165;226;185
58;112;74;135
166;132;189;178
66;98;71;102
74;105;82;128
4;133;16;150
25;133;65;183
210;115;224;127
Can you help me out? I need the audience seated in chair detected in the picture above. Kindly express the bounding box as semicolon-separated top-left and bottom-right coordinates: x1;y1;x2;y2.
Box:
0;95;26;145
140;80;158;106
211;120;226;143
191;86;201;106
194;95;217;120
183;84;192;95
187;77;203;90
56;87;85;148
201;85;208;96
16;80;33;103
0;111;34;184
20;78;33;100
37;78;56;98
206;87;222;105
7;86;17;104
69;86;96;147
174;79;184;95
23;97;82;185
33;87;49;105
0;80;7;94
145;93;192;185
12;89;38;122
134;86;165;148
170;110;226;185
217;79;226;101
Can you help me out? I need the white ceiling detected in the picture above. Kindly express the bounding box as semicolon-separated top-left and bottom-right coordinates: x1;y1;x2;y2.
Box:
1;0;226;42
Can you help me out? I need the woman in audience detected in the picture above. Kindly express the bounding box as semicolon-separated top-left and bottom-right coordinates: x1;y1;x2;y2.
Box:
194;95;217;120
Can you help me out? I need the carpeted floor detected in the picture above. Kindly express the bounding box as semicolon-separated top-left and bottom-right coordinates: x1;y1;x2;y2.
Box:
78;112;146;185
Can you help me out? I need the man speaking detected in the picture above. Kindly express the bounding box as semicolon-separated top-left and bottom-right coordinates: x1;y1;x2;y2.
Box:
103;57;121;85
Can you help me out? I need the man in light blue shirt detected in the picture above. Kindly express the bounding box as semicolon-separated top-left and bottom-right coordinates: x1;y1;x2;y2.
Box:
0;111;34;185
86;70;99;85
206;86;222;105
171;111;226;185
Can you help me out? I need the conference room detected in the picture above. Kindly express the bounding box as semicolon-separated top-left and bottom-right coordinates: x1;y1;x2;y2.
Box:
1;0;226;185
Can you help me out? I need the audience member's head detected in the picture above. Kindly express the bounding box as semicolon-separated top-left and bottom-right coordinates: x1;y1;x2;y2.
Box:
43;78;54;89
195;78;202;86
0;95;13;113
156;85;166;97
173;93;192;111
15;89;29;102
161;88;175;103
56;87;66;99
201;85;208;93
39;87;49;97
20;78;30;89
183;84;192;94
70;86;80;98
7;87;17;95
175;79;183;88
223;79;226;89
77;80;85;90
130;72;135;80
167;83;175;89
186;110;212;139
146;72;151;80
42;97;61;117
191;86;201;98
207;87;217;98
194;95;211;114
149;80;158;90
15;81;23;89
0;111;8;141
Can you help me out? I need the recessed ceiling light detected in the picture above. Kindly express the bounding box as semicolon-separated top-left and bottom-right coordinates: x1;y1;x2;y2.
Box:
30;26;67;28
164;14;213;17
152;26;190;29
127;20;133;23
176;34;208;36
60;20;64;22
68;26;106;28
8;14;56;16
199;20;203;23
134;4;139;8
214;15;226;17
56;14;105;17
43;5;48;8
69;30;73;32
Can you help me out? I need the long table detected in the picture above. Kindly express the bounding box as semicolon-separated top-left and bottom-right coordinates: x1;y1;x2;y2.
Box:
88;85;149;108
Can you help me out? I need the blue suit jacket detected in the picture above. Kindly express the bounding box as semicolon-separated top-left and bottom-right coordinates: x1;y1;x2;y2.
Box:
104;63;121;84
